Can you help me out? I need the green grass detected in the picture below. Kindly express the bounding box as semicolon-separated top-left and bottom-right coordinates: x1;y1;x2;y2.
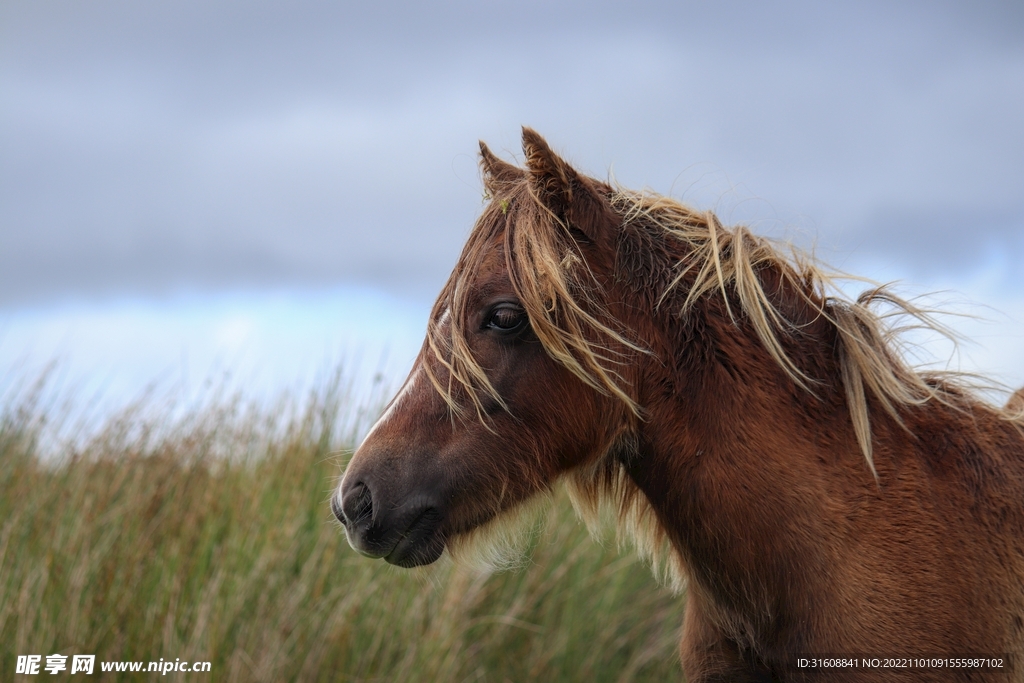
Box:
0;376;683;681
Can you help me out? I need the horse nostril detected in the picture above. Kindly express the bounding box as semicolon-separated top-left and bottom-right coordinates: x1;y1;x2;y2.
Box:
341;481;374;526
331;494;346;526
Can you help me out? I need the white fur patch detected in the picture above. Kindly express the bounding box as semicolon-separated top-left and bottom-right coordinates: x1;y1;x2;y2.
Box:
362;363;423;443
444;494;553;574
564;468;687;594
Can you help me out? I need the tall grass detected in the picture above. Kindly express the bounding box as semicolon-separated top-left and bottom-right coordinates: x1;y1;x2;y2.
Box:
0;373;682;681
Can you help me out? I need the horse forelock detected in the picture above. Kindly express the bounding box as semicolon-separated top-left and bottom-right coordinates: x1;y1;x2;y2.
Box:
424;179;643;424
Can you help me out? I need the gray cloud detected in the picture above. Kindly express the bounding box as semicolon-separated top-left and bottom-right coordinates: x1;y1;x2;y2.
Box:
2;0;1022;308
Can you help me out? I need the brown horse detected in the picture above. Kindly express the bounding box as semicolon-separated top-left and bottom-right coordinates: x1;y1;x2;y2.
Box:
334;129;1024;681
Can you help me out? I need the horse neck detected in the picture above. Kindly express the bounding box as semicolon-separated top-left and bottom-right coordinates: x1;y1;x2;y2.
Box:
619;281;861;623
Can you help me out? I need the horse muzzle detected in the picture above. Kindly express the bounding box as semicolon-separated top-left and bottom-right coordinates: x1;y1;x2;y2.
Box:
333;472;447;568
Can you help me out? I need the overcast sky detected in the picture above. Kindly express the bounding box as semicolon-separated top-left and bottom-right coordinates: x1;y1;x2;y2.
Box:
1;0;1022;416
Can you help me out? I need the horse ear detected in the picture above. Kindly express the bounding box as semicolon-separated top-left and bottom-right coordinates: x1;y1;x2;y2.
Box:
479;141;525;196
521;127;613;244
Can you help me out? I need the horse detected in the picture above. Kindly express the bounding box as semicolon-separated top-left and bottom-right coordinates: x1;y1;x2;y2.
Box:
333;128;1024;681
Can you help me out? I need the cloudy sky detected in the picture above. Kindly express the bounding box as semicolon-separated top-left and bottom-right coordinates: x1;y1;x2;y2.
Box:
2;0;1022;420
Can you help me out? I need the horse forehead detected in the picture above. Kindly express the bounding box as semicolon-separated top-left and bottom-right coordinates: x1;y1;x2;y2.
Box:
466;236;511;288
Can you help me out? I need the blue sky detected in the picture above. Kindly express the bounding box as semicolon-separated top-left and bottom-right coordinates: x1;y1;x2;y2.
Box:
2;0;1022;427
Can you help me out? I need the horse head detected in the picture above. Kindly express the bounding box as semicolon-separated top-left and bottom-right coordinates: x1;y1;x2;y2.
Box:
333;129;638;568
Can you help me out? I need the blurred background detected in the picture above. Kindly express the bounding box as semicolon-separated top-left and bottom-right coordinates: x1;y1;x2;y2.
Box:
2;0;1023;429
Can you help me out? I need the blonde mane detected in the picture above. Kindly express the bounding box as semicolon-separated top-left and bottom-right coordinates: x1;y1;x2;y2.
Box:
611;190;1004;476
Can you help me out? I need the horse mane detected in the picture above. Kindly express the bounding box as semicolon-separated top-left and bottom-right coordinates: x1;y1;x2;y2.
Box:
612;190;1016;473
424;171;1020;584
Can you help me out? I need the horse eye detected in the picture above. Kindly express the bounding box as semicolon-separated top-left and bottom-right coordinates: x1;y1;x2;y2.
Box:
486;305;528;333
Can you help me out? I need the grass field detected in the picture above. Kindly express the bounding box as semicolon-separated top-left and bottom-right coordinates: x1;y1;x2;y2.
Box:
0;374;683;682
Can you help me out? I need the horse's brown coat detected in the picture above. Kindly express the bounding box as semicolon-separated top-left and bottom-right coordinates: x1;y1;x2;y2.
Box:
335;129;1024;681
